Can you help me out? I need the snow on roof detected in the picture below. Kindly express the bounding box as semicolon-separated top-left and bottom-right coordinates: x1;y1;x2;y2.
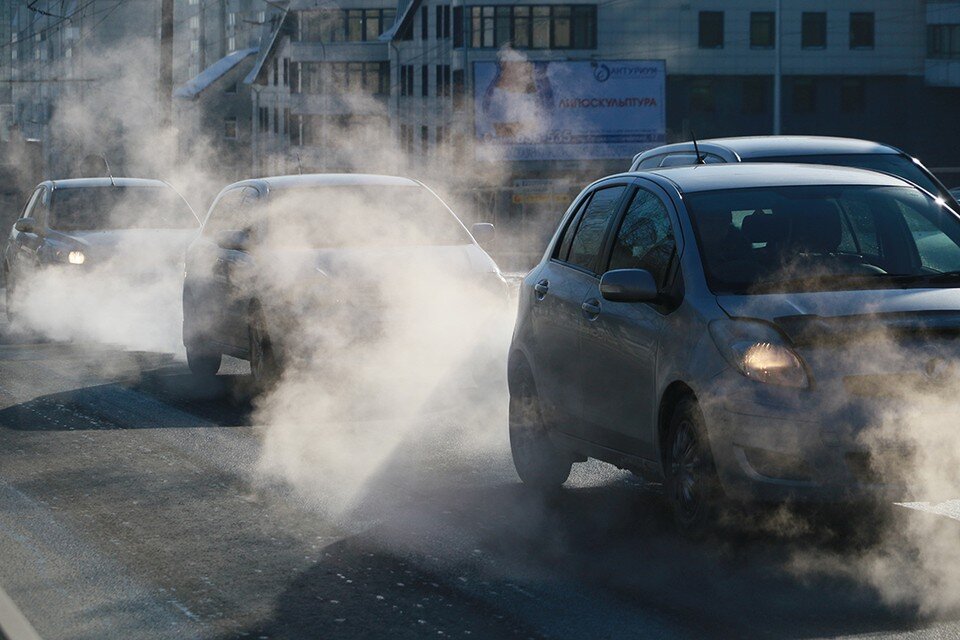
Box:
174;47;259;100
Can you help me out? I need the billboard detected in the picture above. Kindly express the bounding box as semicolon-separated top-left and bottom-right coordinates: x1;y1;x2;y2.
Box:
473;59;666;162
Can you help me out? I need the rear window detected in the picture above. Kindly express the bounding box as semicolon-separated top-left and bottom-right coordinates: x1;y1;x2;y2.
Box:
745;153;947;201
255;185;472;248
49;186;198;231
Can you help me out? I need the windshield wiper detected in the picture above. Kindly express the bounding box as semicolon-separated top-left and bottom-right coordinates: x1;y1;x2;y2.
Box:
904;271;960;285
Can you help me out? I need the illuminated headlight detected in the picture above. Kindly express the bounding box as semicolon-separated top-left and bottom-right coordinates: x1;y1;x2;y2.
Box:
709;320;809;388
68;250;85;265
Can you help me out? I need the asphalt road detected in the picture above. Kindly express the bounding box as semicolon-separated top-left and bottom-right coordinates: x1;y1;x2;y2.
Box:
2;304;960;639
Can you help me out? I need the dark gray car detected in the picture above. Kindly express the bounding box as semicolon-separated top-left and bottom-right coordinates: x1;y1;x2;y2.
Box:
2;178;200;321
508;163;960;533
630;135;960;212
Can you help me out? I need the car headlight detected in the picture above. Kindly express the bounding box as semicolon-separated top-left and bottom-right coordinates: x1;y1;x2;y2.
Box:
68;250;85;265
709;319;809;388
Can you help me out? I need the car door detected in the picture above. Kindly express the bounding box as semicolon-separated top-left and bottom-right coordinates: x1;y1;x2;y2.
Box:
184;185;260;352
530;183;629;435
578;182;680;459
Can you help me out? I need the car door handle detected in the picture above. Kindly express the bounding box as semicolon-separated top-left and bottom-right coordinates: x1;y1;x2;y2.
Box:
581;299;601;317
534;280;549;300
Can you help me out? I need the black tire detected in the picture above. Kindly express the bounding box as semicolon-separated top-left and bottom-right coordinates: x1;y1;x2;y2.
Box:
249;307;281;393
508;364;572;490
185;341;221;377
665;397;721;536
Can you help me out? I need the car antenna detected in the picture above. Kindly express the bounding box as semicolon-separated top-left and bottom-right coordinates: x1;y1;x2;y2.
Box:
100;154;116;186
691;131;706;165
296;153;303;175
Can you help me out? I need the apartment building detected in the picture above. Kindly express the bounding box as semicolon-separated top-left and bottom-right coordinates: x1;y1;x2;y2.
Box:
246;2;397;177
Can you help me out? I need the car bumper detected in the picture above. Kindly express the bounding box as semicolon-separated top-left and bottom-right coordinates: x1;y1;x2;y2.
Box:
700;377;910;503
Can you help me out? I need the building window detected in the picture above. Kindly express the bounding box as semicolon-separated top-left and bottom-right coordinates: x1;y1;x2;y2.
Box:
802;12;826;49
317;61;390;95
273;107;279;134
690;81;715;113
290;62;301;94
291;114;302;146
421;125;429;153
792;78;816;113
272;58;279;86
453;6;464;46
469;5;596;50
741;78;766;114
437;125;448;145
227;35;236;52
421;6;428;40
283;108;290;136
421;65;429;96
258;106;269;132
189;15;200;29
840;78;865;113
437;5;450;39
283;58;289;86
452;69;465;108
750;12;775;49
698;11;723;49
929;24;960;59
224;81;238;95
400;64;414;96
850;12;874;49
400;124;414;153
224;117;238;139
298;8;396;43
436;64;451;97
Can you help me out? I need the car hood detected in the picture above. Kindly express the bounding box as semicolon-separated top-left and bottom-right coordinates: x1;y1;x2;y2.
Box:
718;289;960;344
51;228;199;260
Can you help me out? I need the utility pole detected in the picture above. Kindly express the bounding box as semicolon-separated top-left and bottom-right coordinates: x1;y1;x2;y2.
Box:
159;0;174;129
773;0;782;135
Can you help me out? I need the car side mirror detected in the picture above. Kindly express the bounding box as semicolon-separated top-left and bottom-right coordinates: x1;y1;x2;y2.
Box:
471;222;495;247
14;217;39;234
213;229;249;251
600;268;659;303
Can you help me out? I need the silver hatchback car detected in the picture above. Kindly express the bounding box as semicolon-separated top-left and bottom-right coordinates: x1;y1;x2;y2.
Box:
508;163;960;532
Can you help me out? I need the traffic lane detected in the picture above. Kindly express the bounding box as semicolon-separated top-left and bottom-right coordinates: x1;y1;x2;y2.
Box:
0;349;548;640
2;346;960;638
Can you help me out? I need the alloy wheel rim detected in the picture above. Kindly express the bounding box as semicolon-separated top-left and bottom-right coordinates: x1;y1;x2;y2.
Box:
671;419;702;519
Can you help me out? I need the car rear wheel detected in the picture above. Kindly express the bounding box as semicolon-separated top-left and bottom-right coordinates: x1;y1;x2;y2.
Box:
665;398;721;536
509;365;572;491
185;341;221;377
249;307;281;393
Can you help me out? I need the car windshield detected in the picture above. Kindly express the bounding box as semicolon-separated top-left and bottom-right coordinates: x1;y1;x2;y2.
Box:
745;153;947;202
685;185;960;294
256;185;472;248
49;185;198;231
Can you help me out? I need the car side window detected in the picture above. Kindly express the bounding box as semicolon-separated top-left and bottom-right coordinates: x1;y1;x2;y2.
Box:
566;185;627;272
608;188;676;286
637;156;663;169
554;195;591;262
204;186;260;234
20;188;42;220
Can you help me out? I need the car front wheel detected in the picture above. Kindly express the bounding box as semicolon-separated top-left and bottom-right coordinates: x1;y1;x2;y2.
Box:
665;397;721;536
509;366;572;490
185;341;221;377
249;307;281;393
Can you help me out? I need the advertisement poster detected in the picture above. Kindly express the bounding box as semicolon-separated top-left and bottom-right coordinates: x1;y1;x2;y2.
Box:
473;59;666;161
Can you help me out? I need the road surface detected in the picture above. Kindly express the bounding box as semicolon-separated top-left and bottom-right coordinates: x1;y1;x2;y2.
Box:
1;304;959;639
